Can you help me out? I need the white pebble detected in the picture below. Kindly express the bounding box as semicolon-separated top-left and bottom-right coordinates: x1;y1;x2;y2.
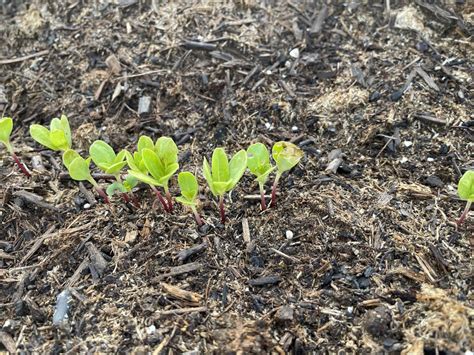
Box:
291;126;298;132
400;157;408;164
83;203;91;209
146;325;156;335
286;230;294;240
427;157;434;162
289;48;300;59
265;122;272;130
402;141;412;147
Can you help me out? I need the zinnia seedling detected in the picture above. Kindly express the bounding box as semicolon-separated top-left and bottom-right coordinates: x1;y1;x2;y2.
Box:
457;170;474;225
247;143;276;211
203;148;247;223
127;136;179;212
63;149;109;203
0;117;31;177
176;172;203;226
30;115;72;151
89;140;130;203
270;141;303;208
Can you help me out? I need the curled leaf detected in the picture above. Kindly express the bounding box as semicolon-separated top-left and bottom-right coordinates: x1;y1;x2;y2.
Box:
272;141;303;173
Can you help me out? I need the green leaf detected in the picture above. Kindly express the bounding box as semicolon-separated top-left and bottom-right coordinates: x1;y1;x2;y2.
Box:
62;149;81;169
115;149;127;164
89;140;116;167
0;117;13;145
68;156;94;184
123;175;138;190
178;172;198;202
203;157;216;196
106;182;127;196
105;161;127;174
458;170;474;202
228;149;247;190
60;115;72;148
155;137;178;166
247;143;275;184
176;196;196;207
128;169;162;187
125;150;139;171
142;148;166;181
137;135;154;152
30;124;56;150
272;141;303;173
50;129;69;150
211;148;229;183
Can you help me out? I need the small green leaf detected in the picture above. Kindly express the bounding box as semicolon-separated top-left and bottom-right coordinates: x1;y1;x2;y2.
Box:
272;141;303;173
123;175;138;191
203;157;216;196
30;124;56;150
106;182;127;196
142;148;166;181
247;143;275;185
0;117;13;145
458;170;474;202
211;148;230;183
105;161;127;174
178;172;198;202
155;137;178;166
137;135;154;152
60;115;72;148
228;149;247;190
115;150;127;163
128;169;162;187
68;156;94;185
62;149;81;169
89;140;116;167
50;129;69;150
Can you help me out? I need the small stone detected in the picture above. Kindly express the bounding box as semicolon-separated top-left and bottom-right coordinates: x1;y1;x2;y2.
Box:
400;157;408;164
146;325;156;335
83;203;91;209
427;157;434;162
138;96;152;115
265;122;272;130
402;141;412;147
276;306;294;321
289;48;299;59
291;126;298;132
285;230;294;240
424;175;444;188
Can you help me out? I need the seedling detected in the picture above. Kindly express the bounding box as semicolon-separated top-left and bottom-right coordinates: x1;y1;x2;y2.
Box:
0;117;31;177
203;148;247;223
176;172;203;226
457;170;474;225
30;115;72;151
128;136;179;212
63;149;109;203
270;141;303;208
89;140;129;202
247;143;276;210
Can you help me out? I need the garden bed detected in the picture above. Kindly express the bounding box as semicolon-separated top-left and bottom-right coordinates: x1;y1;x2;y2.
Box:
0;1;473;353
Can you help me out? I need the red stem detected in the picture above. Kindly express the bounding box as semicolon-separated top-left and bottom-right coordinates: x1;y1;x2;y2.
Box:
192;207;204;226
120;192;130;203
152;187;169;212
95;187;110;204
130;193;141;208
270;179;278;208
457;201;472;226
11;153;31;178
166;190;173;212
219;195;226;224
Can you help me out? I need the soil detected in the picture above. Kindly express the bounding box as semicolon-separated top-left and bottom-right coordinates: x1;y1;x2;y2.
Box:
1;1;473;353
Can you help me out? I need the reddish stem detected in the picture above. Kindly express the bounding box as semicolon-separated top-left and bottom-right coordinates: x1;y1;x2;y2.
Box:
457;201;472;226
152;187;169;212
120;192;130;203
95;187;110;204
166;190;173;212
259;184;267;211
130;193;141;208
219;195;226;224
192;207;204;226
11;153;31;178
270;175;280;208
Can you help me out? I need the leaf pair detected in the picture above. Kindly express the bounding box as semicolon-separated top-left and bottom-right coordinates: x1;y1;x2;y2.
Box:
203;148;247;197
106;175;138;196
247;143;276;186
63;149;95;186
125;135;154;174
127;136;179;190
89;140;127;175
30;115;72;151
176;172;199;206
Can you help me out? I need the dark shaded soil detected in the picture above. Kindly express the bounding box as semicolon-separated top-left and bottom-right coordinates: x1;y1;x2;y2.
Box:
1;1;473;353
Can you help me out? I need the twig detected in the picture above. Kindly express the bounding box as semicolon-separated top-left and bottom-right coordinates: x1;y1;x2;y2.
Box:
0;50;49;65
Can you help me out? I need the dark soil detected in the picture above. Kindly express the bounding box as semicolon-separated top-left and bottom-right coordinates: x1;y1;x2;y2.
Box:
1;1;473;353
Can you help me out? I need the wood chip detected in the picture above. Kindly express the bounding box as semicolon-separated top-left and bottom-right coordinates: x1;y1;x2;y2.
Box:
161;283;202;303
249;275;281;286
177;242;207;263
242;218;250;244
155;262;203;281
105;54;122;75
86;242;107;277
0;331;16;353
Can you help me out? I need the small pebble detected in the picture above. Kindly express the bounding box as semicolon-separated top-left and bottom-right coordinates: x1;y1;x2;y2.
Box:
265;122;272;130
286;230;294;240
291;126;298;132
83;203;91;209
289;48;300;59
427;157;434;162
402;141;412;147
146;325;156;335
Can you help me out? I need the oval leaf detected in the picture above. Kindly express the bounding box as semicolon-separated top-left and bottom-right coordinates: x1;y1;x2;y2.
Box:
211;148;230;183
30;124;56;150
62;149;81;169
142;148;166;181
178;172;198;202
155;136;178;166
203;158;217;196
228;149;247;190
60;115;72;148
50;130;69;150
89;140;116;167
128;169;162;187
247;143;271;176
272;141;303;173
0;117;13;145
137;135;154;152
68;156;92;182
458;170;474;202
